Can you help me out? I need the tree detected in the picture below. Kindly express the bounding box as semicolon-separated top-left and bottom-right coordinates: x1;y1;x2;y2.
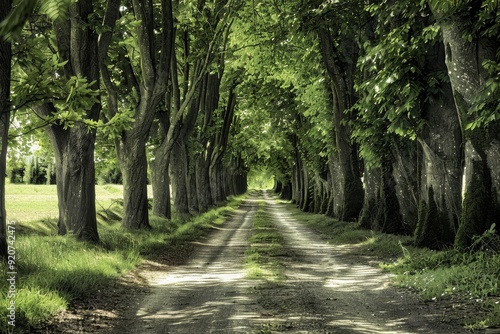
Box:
428;0;500;248
150;0;241;217
298;0;365;221
353;1;461;241
42;0;100;241
98;0;174;228
7;0;102;242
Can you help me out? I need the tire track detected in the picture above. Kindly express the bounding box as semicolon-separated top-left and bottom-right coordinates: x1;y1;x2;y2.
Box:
110;197;261;334
258;190;468;333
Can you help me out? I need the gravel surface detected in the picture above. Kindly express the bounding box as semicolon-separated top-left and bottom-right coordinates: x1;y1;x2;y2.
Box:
37;191;475;333
108;192;469;333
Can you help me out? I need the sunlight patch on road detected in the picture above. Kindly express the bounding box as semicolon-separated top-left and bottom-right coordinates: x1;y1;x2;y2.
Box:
153;270;245;285
328;317;412;334
135;294;261;330
323;265;392;292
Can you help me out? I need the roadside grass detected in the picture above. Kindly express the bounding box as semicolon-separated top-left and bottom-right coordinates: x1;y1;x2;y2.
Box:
245;200;288;282
0;183;244;332
274;194;500;330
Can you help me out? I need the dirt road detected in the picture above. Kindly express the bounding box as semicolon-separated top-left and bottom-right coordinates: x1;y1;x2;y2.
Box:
109;191;468;333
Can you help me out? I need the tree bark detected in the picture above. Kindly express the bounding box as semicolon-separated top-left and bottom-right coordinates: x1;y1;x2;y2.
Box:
392;142;419;234
359;154;404;234
150;148;171;219
170;136;190;216
116;131;151;229
209;158;226;203
415;42;463;248
46;121;99;241
359;165;381;230
208;79;237;203
434;10;500;248
193;72;220;213
0;0;12;259
196;153;213;213
187;160;199;214
317;28;364;221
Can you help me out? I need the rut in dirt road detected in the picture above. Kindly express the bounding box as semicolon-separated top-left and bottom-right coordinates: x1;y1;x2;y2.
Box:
109;191;468;334
109;197;263;334
256;191;468;333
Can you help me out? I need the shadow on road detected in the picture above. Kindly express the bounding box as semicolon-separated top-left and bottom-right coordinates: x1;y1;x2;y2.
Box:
107;191;468;334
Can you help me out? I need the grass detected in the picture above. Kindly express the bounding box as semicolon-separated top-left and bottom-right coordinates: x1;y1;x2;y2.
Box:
245;200;288;281
0;182;245;332
5;182;152;224
273;195;500;330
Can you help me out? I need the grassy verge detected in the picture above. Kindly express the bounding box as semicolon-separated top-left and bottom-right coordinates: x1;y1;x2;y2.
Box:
0;189;245;332
245;200;288;282
275;196;500;330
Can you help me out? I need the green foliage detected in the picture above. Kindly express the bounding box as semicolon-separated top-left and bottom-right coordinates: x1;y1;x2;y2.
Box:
51;75;99;129
0;0;36;37
467;59;500;130
95;142;122;184
38;0;74;22
228;0;334;184
247;167;275;190
351;1;443;168
13;37;100;131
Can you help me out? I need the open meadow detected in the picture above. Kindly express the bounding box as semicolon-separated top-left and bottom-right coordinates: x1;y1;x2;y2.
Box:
5;181;152;225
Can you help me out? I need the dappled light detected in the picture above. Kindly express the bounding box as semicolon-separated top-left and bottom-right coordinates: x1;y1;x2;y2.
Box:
108;193;466;333
1;0;499;331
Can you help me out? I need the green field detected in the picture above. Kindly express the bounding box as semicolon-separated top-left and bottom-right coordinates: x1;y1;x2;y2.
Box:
5;181;152;224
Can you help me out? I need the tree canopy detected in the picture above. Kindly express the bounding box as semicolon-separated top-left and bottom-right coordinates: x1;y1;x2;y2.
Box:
0;0;499;252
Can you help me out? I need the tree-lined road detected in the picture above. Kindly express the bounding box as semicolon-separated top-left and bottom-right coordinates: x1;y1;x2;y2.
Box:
109;192;467;333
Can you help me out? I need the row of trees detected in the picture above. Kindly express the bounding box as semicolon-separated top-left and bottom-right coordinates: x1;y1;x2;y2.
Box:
0;0;250;259
234;0;499;250
0;0;499;259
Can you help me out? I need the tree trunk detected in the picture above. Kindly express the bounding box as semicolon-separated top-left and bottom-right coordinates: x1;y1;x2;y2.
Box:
280;181;293;200
209;158;226;203
435;13;500;248
187;161;199;214
117;133;151;229
300;164;311;212
292;155;302;205
150;147;171;219
46;122;99;241
206;77;237;204
359;165;381;230
414;42;463;248
326;150;340;217
318;28;364;221
193;72;219;213
0;0;11;259
98;0;174;229
170;137;190;216
378;158;404;234
358;154;404;234
392;142;419;234
196;154;213;213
